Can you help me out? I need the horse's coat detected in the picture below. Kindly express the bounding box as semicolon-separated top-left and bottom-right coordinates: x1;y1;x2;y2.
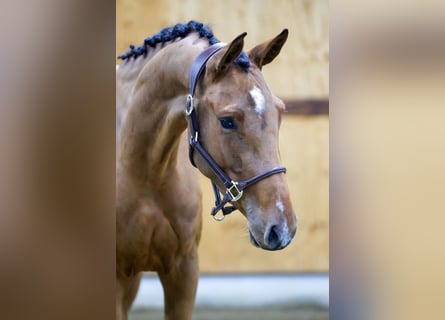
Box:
116;21;297;320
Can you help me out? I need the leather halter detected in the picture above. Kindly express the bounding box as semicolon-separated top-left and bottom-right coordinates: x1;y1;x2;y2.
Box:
186;43;287;221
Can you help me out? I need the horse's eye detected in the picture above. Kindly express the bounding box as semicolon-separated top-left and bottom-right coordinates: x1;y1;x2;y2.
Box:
219;117;237;130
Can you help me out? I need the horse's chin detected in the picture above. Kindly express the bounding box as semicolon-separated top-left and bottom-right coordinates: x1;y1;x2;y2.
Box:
249;231;261;248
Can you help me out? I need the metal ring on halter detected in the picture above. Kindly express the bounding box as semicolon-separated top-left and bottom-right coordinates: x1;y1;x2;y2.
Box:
185;94;194;116
212;211;225;221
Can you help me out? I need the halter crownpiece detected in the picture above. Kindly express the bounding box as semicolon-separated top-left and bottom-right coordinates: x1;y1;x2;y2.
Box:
186;43;287;221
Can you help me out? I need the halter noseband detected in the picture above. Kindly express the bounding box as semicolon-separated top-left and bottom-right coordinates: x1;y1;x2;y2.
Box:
186;43;287;221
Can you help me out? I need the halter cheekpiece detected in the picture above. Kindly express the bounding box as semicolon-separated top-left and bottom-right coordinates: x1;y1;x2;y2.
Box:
186;43;287;221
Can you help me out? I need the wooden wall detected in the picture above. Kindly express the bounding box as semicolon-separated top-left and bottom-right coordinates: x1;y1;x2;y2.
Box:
116;0;329;272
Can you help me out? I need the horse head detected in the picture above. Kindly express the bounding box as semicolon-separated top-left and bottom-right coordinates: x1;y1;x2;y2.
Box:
190;30;297;251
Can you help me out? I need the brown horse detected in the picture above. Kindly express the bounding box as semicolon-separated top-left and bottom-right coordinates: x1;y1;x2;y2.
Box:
116;21;297;320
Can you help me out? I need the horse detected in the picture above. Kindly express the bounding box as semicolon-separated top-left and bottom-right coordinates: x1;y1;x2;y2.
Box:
116;21;297;320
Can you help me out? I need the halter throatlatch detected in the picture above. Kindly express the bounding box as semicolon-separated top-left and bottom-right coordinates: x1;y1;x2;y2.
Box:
186;43;287;221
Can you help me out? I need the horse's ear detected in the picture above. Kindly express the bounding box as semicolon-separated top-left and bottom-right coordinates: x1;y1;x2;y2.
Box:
248;29;288;70
216;32;247;74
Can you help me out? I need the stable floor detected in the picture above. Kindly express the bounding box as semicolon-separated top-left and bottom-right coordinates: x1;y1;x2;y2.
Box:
129;306;329;320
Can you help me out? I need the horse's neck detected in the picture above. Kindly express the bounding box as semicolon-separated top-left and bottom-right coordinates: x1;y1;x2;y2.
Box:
117;35;207;186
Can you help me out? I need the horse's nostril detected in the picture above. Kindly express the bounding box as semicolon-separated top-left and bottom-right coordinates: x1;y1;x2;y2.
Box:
266;225;281;249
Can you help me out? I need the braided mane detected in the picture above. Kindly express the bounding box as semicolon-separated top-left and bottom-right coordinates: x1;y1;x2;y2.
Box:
118;20;250;70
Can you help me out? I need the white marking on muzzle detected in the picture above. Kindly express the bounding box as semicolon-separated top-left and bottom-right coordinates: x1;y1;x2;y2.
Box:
249;86;265;118
276;196;293;245
276;195;284;214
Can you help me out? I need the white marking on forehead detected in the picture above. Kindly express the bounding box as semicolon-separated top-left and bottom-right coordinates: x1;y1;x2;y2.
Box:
249;86;265;118
276;195;284;214
116;64;119;71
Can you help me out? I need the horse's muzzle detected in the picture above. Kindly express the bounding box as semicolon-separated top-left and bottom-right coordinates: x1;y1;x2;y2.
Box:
249;223;297;251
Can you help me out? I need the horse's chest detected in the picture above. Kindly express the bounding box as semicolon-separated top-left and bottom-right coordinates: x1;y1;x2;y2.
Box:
117;191;201;274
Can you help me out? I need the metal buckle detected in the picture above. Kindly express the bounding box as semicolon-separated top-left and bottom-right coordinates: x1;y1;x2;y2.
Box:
227;181;243;201
189;131;198;144
185;94;194;116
